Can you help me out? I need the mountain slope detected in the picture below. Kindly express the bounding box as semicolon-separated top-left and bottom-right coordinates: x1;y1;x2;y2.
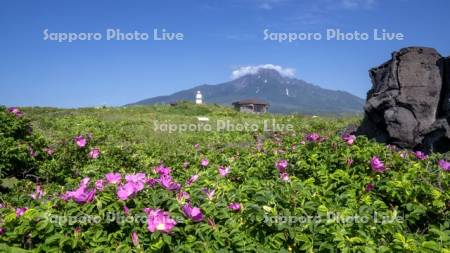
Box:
132;69;364;114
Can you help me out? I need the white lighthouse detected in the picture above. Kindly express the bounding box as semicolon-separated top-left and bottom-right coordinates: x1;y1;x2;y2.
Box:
195;91;203;104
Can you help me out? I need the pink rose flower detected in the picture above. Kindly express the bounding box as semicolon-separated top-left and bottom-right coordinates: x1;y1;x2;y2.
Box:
438;160;450;171
341;134;356;145
7;107;23;117
159;175;181;191
30;185;44;200
154;165;171;176
60;177;96;204
228;202;241;212
306;133;320;142
74;135;87;148
201;159;209;167
279;172;290;182
218;166;230;177
117;181;144;201
146;178;159;187
43;147;54;156
365;183;375;192
105;172;122;184
88;148;101;159
182;203;204;222
15;207;28;217
95;179;104;191
346;158;354;167
131;231;139;246
125;173;146;184
176;191;190;204
370;156;385;173
186;174;199;186
202;188;215;201
144;208;176;233
276;160;288;173
414;151;427;160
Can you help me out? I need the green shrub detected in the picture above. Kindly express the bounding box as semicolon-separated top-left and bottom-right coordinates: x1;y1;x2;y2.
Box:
0;106;448;252
0;107;47;179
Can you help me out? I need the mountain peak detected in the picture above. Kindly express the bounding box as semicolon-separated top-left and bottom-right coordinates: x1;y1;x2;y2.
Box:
131;67;364;115
235;68;287;86
253;68;284;78
231;64;295;79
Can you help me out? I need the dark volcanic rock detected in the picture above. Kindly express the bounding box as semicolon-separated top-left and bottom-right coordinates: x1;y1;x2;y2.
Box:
358;47;450;152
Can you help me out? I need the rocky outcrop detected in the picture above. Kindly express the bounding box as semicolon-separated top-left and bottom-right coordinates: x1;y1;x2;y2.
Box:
358;47;450;152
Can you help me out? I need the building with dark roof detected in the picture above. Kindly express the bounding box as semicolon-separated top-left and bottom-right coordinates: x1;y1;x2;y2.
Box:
232;99;269;113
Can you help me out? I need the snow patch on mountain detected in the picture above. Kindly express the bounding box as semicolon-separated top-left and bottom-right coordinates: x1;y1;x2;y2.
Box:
231;64;296;79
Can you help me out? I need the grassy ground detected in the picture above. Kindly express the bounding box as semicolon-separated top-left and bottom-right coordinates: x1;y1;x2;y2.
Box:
23;103;361;152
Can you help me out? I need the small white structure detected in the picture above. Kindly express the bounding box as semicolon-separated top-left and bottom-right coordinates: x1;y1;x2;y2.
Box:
197;117;209;122
195;91;203;104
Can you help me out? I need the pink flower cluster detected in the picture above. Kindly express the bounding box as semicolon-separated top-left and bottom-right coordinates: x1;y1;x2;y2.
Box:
276;160;290;182
414;151;428;160
306;133;321;142
117;173;147;200
52;157;247;236
7;107;23;117
438;160;450;171
61;178;96;204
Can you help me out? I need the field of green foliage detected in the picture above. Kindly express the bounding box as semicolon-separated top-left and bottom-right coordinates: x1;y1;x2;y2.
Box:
0;103;449;252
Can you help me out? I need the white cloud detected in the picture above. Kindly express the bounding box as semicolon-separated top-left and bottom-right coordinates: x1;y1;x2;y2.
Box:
231;64;296;79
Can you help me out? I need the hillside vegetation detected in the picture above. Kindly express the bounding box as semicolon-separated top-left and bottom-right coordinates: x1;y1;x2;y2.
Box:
0;104;448;252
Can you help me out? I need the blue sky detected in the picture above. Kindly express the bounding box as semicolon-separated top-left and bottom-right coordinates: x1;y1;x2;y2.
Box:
1;0;450;107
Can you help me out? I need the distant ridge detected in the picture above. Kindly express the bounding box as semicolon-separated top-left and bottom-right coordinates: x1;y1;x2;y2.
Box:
131;68;364;115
